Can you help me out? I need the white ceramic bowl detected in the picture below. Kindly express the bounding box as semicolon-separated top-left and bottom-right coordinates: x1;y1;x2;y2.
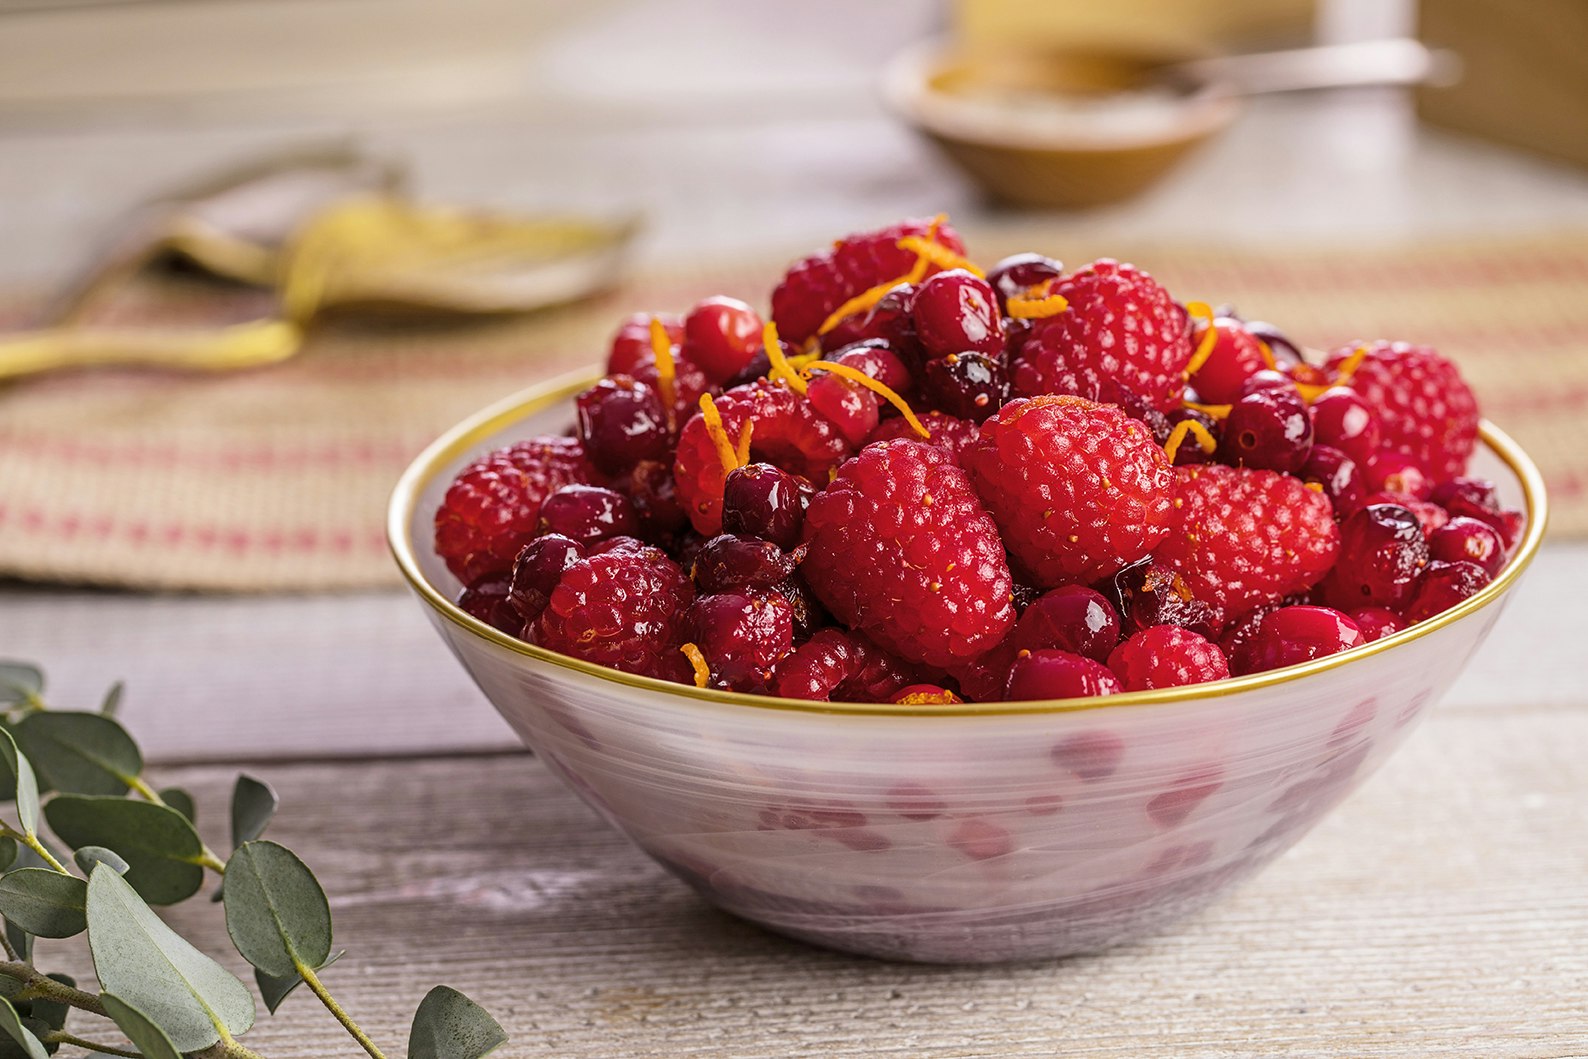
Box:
390;371;1547;964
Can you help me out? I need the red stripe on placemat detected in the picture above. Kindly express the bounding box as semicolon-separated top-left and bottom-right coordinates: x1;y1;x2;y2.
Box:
0;502;389;556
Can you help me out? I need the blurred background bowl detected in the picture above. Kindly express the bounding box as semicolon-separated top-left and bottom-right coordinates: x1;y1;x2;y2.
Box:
389;373;1546;964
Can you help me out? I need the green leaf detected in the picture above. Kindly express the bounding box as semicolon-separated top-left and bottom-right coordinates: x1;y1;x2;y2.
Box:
100;993;182;1059
13;713;141;797
0;667;41;710
73;846;129;877
99;682;124;718
0;839;16;874
230;775;278;850
2;923;30;964
0;870;86;938
408;986;507;1059
85;867;254;1052
0;730;40;834
44;797;203;905
256;949;344;1014
158;788;195;825
0;997;46;1059
223;841;332;979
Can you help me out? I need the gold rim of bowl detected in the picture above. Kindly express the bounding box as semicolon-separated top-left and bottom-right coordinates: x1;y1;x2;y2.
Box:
388;368;1549;718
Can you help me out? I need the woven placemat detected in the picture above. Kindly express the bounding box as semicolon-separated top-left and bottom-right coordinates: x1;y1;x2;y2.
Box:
1;230;1583;592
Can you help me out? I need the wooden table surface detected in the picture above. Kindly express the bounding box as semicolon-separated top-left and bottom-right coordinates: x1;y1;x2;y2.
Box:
3;4;1588;1056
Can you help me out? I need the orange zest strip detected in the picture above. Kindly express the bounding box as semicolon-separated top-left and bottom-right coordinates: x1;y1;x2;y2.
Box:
1256;339;1277;370
1182;301;1219;378
895;234;984;278
1006;291;1069;319
1333;344;1369;386
803;361;931;439
814;216;971;337
1182;400;1232;419
680;643;710;689
649;317;679;422
762;322;808;395
697;393;741;476
735;418;755;467
1162;419;1219;464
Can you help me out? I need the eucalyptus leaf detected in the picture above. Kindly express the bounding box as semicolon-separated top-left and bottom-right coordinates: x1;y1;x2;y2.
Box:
44;797;203;905
3;923;30;964
100;993;182;1059
0;667;41;710
99;682;124;718
0;997;46;1059
230;775;278;850
0;870;86;938
13;713;141;797
159;788;196;825
73;846;129;877
223;841;332;979
0;839;16;874
0;730;38;833
256;949;344;1014
85;867;255;1052
408;986;507;1059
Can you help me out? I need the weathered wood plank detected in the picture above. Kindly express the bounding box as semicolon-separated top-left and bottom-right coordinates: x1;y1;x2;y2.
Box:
35;698;1588;1058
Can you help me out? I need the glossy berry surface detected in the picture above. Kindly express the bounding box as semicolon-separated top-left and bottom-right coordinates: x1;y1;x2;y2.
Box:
912;269;1005;358
1107;626;1229;690
507;533;587;623
575;376;671;474
456;573;519;634
1231;606;1365;675
538;485;640;546
690;534;802;595
1103;560;1224;640
806;370;880;447
1350;607;1405;642
1404;560;1490;623
1298;445;1364;517
922;352;1009;422
683;296;763;384
720;463;813;550
1004;650;1123;701
530;542;694;680
1309;386;1381;466
986;252;1063;312
1320;503;1429;611
1218;387;1313;473
1009;585;1121;662
1187;318;1269;405
774;628;920;702
607;312;682;376
1428;517;1505;577
686;592;793;691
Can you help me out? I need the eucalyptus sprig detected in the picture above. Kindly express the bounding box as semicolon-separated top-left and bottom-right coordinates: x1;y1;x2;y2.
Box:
0;662;505;1059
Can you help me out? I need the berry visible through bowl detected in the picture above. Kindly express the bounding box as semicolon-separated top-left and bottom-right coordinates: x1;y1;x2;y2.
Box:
433;216;1524;701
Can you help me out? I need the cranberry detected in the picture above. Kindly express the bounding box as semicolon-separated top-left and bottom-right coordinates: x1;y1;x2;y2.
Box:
923;352;1009;422
1232;605;1365;675
912;270;1005;358
721;463;813;549
1218;387;1312;473
1362;492;1448;537
507;534;586;622
1010;585;1121;662
773;573;826;639
833;340;915;397
1350;607;1405;642
1004;650;1123;701
617;459;689;539
457;573;519;634
820;283;920;359
537;485;639;546
1298;445;1364;516
606;312;682;376
1309;387;1381;466
1243;321;1304;364
1320;504;1430;611
985;252;1064;312
1101;559;1223;640
1404;560;1490;623
683;296;763;384
691;533;801;594
1428;517;1505;577
1365;452;1432;499
1188;318;1268;404
574;376;671;474
806;371;880;447
1163;406;1220;466
1239;369;1297;397
1432;477;1524;549
687;592;793;691
723;350;772;390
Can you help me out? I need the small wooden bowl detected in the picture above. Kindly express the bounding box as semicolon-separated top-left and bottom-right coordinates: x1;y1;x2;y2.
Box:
882;41;1240;209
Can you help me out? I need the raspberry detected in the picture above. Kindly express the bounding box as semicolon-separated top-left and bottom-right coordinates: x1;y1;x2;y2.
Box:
961;396;1174;587
529;542;693;680
1187;317;1269;404
434;436;601;583
1009;259;1193;413
1152;464;1340;622
1327;341;1479;482
865;411;980;460
1004;650;1122;701
456;573;519;634
801;439;1016;667
673;383;851;536
685;592;793;692
1107;626;1229;690
1229;605;1364;675
771;218;966;346
774;628;921;702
